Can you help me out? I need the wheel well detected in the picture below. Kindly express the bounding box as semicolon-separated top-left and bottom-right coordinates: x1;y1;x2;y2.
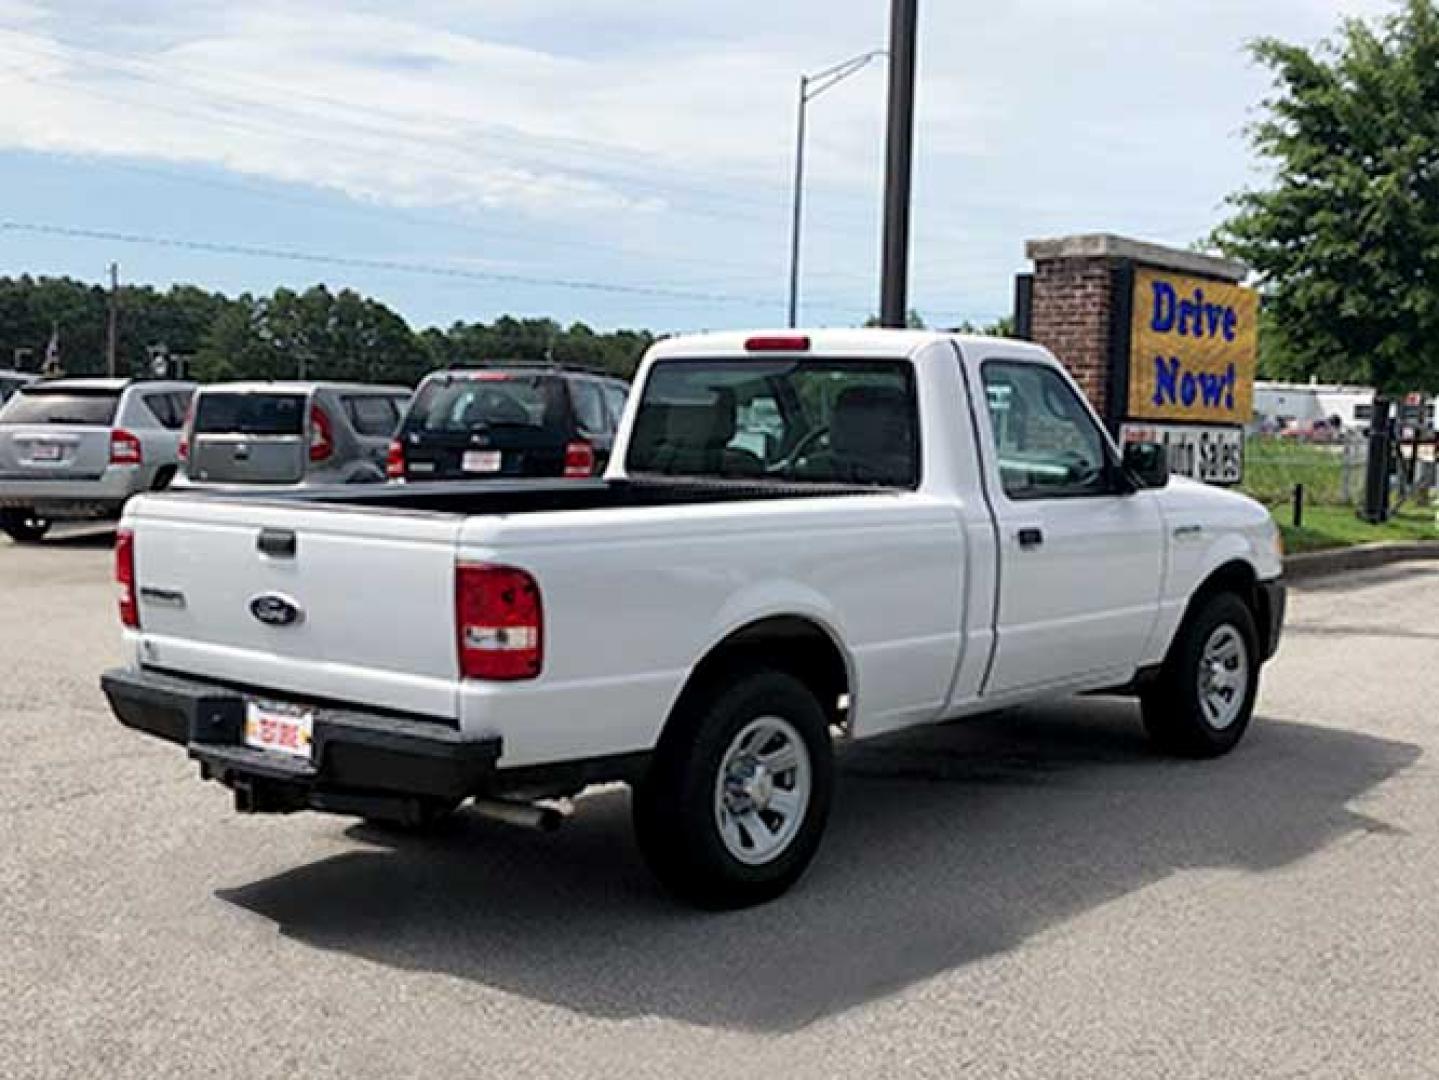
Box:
672;616;852;732
1189;561;1271;654
151;465;177;490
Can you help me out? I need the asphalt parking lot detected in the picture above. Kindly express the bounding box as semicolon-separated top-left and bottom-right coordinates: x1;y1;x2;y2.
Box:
3;530;1437;1079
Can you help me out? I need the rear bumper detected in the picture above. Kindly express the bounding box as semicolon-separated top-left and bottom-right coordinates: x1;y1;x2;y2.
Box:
101;667;501;814
1258;577;1287;661
0;466;143;515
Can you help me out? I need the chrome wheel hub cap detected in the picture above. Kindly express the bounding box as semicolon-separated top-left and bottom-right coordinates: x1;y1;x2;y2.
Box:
714;716;812;866
1197;624;1249;730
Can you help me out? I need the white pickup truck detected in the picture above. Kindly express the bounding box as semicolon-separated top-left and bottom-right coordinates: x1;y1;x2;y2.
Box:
103;330;1286;908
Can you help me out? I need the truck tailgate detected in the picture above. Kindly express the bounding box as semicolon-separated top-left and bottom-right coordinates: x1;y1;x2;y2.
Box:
128;495;463;720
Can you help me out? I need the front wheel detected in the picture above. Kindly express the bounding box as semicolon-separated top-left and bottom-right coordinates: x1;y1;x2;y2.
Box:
1141;592;1260;758
1;509;51;544
633;669;834;909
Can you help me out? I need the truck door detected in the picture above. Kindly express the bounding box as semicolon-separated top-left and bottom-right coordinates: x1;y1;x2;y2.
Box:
976;359;1164;695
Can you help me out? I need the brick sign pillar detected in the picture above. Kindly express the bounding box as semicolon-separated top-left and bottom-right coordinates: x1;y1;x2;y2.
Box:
1018;234;1258;485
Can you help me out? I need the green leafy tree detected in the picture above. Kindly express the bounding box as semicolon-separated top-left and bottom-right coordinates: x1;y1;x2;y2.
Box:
1217;0;1439;394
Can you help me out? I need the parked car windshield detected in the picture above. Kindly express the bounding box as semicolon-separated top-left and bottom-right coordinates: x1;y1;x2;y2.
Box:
627;359;919;488
0;387;121;426
194;393;306;436
403;374;567;434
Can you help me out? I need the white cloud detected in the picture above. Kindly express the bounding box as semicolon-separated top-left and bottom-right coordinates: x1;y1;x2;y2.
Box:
0;0;1400;321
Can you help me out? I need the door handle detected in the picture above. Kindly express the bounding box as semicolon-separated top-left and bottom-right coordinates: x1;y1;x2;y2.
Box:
1017;527;1045;549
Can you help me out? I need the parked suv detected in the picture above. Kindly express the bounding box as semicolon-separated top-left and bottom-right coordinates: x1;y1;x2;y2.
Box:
0;378;194;542
389;366;629;481
179;383;411;489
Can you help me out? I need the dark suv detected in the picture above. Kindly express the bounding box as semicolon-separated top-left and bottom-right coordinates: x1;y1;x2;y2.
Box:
388;366;629;481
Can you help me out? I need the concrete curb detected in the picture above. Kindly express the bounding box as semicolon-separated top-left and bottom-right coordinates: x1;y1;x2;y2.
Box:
1286;541;1439;583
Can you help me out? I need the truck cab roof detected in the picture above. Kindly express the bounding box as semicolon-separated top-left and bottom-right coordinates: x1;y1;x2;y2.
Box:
646;329;1051;363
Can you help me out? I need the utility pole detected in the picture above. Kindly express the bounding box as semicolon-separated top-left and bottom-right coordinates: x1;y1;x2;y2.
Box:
105;262;119;377
879;0;919;329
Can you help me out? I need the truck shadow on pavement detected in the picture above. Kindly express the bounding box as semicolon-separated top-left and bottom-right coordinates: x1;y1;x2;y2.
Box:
218;700;1419;1032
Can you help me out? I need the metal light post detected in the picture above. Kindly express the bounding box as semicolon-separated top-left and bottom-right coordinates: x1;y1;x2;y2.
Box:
788;49;886;328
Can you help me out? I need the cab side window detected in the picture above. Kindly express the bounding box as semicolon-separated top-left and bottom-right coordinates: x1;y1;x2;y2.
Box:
981;361;1110;500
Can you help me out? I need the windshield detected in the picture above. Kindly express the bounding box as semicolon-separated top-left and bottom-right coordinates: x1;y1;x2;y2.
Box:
194;393;306;436
626;359;919;488
404;374;567;435
0;388;121;426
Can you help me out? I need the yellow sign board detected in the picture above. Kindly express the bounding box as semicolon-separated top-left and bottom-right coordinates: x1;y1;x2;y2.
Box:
1127;268;1258;424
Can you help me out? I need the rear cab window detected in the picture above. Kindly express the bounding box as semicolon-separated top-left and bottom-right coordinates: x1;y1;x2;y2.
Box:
626;358;919;488
194;393;307;436
0;387;121;426
403;374;569;436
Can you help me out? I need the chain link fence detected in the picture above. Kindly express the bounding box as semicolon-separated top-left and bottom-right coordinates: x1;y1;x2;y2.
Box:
1243;434;1436;514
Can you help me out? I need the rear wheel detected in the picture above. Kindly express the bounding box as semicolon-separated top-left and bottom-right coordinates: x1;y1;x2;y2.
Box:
1141;592;1259;758
1;509;51;544
633;669;833;909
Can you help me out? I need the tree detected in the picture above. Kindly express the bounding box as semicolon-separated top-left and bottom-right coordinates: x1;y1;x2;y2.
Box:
195;286;427;385
1217;0;1439;394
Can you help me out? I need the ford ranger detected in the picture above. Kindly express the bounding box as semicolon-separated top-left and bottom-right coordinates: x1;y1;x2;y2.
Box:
102;330;1286;909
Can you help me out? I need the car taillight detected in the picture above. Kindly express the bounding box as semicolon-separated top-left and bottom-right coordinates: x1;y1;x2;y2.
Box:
563;440;595;478
456;564;543;681
116;529;139;629
309;405;334;463
110;429;143;466
386;439;405;479
178;396;196;462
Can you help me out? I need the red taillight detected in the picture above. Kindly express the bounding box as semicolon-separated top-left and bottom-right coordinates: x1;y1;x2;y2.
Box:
745;335;811;353
456;564;543;681
386;439;405;479
116;529;139;629
178;396;196;462
309;405;334;463
110;429;143;466
563;440;595;478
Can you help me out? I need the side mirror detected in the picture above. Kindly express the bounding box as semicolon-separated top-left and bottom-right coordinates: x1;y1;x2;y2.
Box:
1123;441;1169;489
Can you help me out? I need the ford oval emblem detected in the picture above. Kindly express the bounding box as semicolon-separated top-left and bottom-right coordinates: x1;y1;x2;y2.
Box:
249;593;304;628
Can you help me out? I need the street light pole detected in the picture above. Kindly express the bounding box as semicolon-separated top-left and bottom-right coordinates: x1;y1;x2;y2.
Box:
787;50;886;328
880;0;919;329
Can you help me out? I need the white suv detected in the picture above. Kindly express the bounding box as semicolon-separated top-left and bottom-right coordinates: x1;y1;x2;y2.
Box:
0;378;195;543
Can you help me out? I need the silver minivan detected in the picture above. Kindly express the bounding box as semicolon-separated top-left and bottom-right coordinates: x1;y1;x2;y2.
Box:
178;382;412;488
0;378;195;543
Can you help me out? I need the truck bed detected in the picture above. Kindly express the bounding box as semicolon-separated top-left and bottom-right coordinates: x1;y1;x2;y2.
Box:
168;476;894;516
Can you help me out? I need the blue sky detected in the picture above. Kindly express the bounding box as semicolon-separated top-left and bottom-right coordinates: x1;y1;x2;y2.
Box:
0;0;1392;334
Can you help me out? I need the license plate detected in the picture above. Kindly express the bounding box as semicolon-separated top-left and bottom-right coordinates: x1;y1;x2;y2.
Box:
243;702;314;760
462;450;503;473
31;443;62;462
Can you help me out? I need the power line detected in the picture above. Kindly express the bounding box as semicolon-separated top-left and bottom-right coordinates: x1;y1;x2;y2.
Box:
0;218;874;317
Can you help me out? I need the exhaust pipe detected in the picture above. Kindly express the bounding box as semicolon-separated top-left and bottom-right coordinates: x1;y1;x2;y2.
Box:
470;798;569;833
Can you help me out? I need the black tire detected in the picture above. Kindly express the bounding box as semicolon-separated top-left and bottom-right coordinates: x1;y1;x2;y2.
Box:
632;668;834;910
1141;591;1260;759
0;509;50;544
151;466;177;491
